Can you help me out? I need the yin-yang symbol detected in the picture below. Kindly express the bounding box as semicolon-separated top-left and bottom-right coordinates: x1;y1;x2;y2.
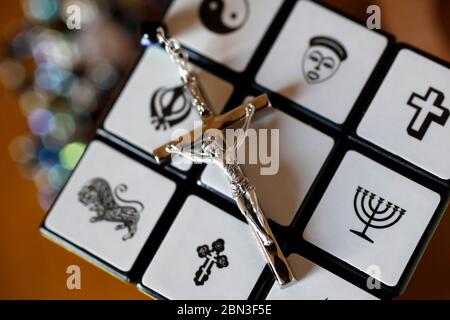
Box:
199;0;249;34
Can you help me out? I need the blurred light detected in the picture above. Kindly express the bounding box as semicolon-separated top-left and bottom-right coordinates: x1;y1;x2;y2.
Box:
68;79;97;113
35;62;73;95
140;34;153;47
31;28;79;69
11;31;33;58
8;136;36;163
28;108;55;136
6;0;145;211
50;112;76;142
88;63;118;90
76;19;137;69
32;166;54;195
38;146;60;167
47;164;70;190
19;89;49;116
0;59;26;89
25;0;59;22
59;142;85;170
32;83;58;103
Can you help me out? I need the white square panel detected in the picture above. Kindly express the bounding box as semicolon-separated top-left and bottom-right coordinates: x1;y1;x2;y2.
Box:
303;151;440;286
256;0;388;124
164;0;284;72
200;108;334;226
141;196;266;299
104;46;233;171
357;49;450;179
266;254;377;300
45;141;176;272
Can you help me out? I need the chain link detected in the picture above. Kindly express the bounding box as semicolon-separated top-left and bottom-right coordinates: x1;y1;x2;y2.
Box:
155;26;212;118
156;27;190;82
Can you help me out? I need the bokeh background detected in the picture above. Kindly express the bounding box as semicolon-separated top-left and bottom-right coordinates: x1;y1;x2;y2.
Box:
0;0;449;299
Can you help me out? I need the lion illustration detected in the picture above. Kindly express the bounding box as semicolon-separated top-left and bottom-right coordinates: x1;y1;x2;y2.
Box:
78;178;144;241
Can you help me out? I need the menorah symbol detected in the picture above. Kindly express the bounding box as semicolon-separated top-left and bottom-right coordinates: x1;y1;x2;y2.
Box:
194;238;229;286
350;186;406;243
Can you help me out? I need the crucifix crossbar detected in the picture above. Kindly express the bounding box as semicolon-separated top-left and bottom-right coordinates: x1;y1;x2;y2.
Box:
152;95;270;163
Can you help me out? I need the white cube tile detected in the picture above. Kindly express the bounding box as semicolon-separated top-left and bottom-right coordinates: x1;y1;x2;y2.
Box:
141;195;266;299
201;108;334;226
104;46;233;171
358;48;450;179
165;0;284;72
303;151;440;286
45;141;176;272
267;254;377;300
256;0;388;124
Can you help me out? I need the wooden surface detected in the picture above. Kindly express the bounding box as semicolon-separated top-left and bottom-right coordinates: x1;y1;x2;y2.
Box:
0;0;449;299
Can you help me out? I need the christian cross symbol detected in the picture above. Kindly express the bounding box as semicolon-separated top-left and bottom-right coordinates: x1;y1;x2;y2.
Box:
194;239;229;286
406;87;449;140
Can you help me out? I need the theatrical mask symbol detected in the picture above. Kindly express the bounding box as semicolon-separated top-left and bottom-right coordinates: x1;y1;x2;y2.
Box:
150;85;191;131
199;0;249;34
302;36;348;84
78;178;144;241
194;238;229;285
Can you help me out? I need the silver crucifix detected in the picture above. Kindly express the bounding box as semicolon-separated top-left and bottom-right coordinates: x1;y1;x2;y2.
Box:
151;27;295;287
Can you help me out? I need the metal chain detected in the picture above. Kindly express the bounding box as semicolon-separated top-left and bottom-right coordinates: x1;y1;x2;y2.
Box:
156;27;190;83
155;27;212;118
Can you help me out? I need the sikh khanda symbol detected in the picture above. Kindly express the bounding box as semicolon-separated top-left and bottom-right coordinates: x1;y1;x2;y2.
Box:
150;85;191;131
350;186;406;243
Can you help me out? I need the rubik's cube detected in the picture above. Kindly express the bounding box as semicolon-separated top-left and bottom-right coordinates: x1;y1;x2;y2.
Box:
42;0;450;299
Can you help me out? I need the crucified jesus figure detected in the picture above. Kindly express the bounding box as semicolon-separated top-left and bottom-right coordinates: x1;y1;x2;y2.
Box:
150;26;294;286
167;104;273;247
